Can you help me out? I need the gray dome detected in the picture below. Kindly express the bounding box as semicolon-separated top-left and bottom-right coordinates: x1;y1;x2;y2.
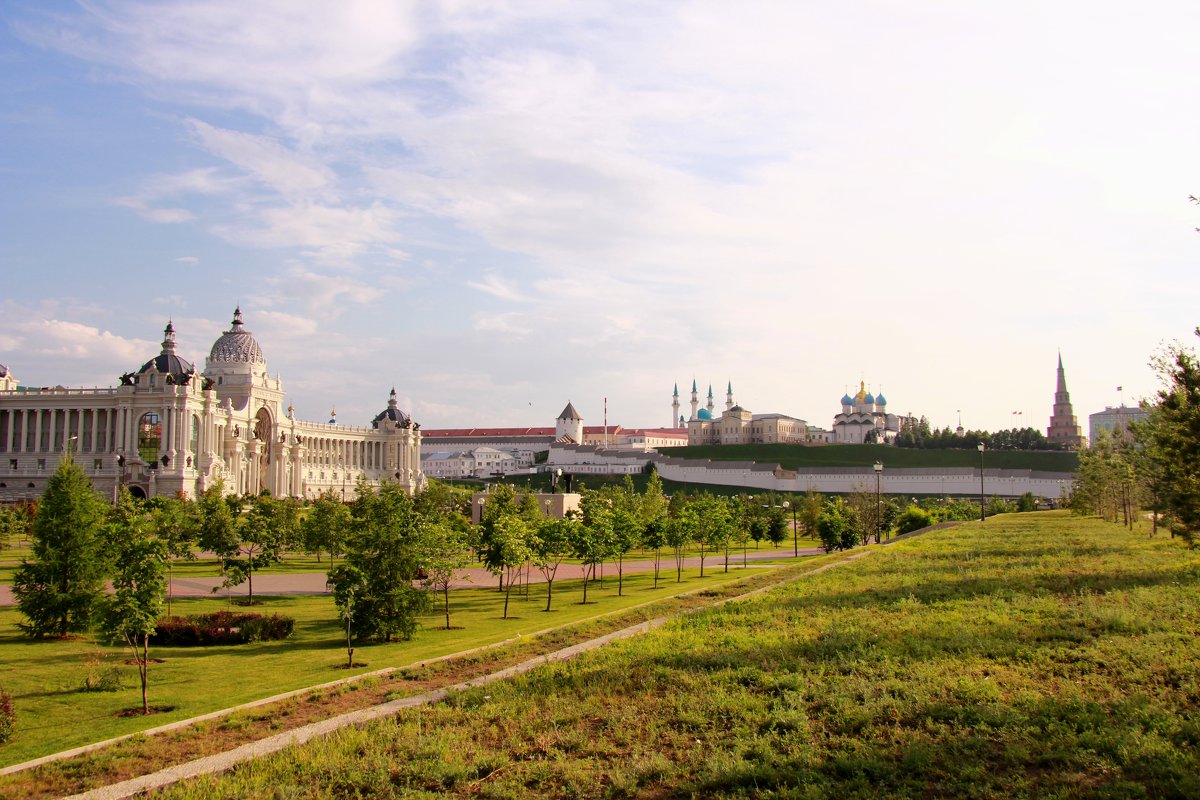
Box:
208;307;265;365
139;322;195;378
372;387;411;428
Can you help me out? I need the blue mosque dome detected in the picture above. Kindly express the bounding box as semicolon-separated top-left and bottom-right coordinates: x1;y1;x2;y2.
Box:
876;392;887;406
697;408;714;420
864;392;875;405
840;393;853;406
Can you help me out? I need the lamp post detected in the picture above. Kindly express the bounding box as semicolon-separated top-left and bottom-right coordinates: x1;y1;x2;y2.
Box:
873;461;883;543
783;500;796;557
977;442;986;522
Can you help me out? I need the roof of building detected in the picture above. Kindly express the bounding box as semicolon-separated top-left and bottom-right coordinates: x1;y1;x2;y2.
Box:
423;427;556;438
372;387;411;428
558;401;582;421
139;321;196;378
208;307;265;366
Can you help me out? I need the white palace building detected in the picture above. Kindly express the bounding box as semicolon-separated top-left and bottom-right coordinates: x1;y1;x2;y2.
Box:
0;309;423;503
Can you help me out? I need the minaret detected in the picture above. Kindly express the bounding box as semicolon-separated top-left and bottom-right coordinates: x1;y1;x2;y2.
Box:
672;383;681;429
690;379;698;421
1047;352;1083;448
725;380;734;411
706;384;715;414
161;320;177;354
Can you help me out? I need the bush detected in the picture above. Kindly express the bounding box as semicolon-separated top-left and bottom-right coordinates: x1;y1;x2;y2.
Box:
895;506;934;534
82;648;124;692
151;611;294;646
0;688;13;745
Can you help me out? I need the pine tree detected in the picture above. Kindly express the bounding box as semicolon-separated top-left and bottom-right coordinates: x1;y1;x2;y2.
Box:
13;457;111;638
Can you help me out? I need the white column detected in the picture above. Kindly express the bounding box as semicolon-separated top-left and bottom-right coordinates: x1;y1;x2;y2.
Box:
90;408;99;453
4;410;13;453
47;409;57;453
34;410;43;453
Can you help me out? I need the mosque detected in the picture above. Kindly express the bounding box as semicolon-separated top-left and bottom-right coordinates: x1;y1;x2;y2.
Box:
0;309;423;503
675;380;813;445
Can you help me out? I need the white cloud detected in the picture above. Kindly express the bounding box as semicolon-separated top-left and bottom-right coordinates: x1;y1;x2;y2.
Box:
467;273;528;302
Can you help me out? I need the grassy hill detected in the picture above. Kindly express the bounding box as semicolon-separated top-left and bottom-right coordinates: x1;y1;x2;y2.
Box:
154;513;1200;798
660;442;1079;472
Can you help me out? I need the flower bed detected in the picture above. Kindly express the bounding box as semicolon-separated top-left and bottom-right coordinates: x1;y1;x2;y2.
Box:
151;611;294;646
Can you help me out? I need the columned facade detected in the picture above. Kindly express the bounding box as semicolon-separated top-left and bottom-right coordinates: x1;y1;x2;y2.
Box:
0;311;423;502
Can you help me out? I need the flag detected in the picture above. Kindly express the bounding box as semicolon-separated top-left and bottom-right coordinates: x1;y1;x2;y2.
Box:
1116;386;1123;391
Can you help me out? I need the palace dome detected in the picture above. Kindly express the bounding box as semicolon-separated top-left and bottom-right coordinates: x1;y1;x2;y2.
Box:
208;307;265;366
863;392;875;405
875;392;887;406
138;321;195;378
697;408;714;420
840;393;854;406
372;387;411;428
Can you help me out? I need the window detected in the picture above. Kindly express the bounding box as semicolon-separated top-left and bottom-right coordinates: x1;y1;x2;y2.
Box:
93;459;102;470
138;412;162;466
37;459;45;470
190;415;200;455
8;459;14;470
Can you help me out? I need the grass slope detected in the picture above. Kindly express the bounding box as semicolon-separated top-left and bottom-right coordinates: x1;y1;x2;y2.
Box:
661;442;1079;473
0;566;759;768
158;513;1200;799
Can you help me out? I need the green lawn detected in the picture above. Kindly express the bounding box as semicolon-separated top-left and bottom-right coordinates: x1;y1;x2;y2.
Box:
660;442;1079;472
0;564;762;767
153;512;1200;799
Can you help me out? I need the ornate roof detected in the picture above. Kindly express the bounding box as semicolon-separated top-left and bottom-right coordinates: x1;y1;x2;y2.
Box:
139;321;195;378
372;387;411;428
558;401;582;421
208;307;265;366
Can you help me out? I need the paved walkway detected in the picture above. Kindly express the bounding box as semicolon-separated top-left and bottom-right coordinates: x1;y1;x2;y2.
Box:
0;546;823;606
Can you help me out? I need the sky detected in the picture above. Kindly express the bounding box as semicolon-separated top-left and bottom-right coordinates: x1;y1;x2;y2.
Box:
2;1;1199;435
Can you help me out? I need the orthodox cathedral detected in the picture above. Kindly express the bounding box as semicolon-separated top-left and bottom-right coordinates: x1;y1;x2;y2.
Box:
0;309;423;503
832;382;902;443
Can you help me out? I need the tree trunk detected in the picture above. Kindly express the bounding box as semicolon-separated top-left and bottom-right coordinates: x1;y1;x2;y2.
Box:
503;581;512;619
618;554;624;597
545;579;554;612
443;585;451;630
653;548;661;589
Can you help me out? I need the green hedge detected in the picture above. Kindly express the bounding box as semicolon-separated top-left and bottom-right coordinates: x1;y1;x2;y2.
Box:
151;611;294;646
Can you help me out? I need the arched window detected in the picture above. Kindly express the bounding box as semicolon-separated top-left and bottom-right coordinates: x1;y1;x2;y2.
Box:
138;412;162;466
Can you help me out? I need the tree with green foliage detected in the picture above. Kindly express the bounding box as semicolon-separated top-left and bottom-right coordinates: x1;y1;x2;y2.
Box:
817;499;861;552
218;493;292;605
568;510;610;603
488;515;532;618
578;488;615;589
639;472;669;588
690;494;733;576
419;519;473;629
532;516;576;611
13;457;111;638
197;480;237;555
0;504;33;552
665;506;697;583
302;490;353;565
148;495;199;616
330;482;429;642
799;490;824;544
99;498;167;715
1138;330;1200;545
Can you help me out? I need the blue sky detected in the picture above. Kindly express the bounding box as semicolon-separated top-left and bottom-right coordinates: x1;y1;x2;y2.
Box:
2;1;1198;434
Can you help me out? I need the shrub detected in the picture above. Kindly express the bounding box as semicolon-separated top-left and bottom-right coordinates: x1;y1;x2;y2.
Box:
151;611;294;646
82;648;125;692
0;688;13;745
895;506;934;534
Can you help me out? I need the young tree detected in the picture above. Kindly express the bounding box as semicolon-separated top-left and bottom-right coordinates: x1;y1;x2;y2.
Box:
532;516;576;611
302;490;353;565
665;506;698;583
568;513;608;603
578;489;614;588
817;499;861;552
420;519;473;629
609;508;643;596
0;504;33;552
799;490;824;545
99;501;167;715
486;515;532;619
13;457;110;638
197;481;237;555
219;493;290;605
330;482;428;642
149;495;199;616
689;494;732;577
1139;330;1200;544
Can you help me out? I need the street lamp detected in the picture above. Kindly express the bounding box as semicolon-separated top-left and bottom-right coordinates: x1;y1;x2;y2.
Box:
873;461;883;543
783;500;796;557
977;442;986;522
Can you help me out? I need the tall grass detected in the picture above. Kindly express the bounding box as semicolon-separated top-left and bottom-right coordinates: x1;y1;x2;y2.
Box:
157;512;1200;799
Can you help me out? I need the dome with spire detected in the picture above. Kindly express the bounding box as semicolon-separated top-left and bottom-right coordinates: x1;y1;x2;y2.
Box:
863;392;875;405
372;387;411;428
208;307;265;366
840;393;854;406
138;321;195;378
875;391;887;406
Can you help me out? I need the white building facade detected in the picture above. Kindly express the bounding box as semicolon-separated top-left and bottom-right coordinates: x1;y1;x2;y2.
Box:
0;310;422;503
